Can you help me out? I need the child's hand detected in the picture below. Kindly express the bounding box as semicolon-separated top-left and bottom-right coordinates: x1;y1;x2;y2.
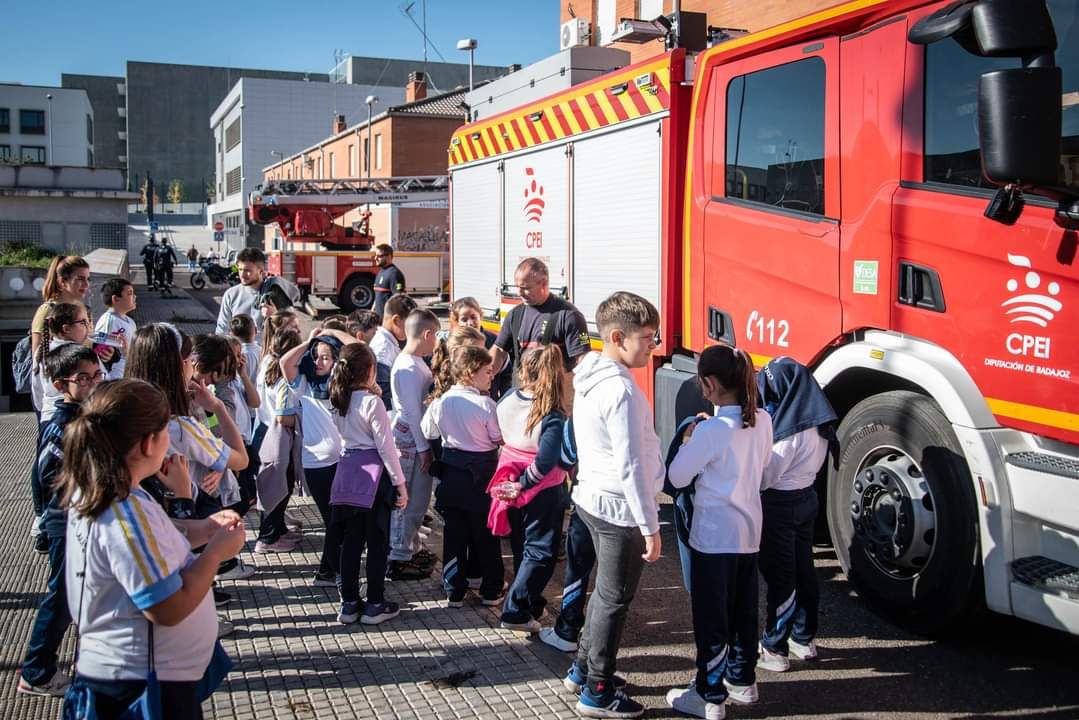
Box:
207;518;246;560
207;509;241;529
236;352;247;372
365;382;383;397
199;471;222;495
642;532;661;563
95;345;116;362
157;455;192;499
495;481;522;500
189;378;220;412
395;484;409;509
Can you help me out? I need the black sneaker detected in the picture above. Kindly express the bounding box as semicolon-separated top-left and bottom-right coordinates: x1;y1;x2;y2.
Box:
34;533;49;555
386;560;432;581
213;588;232;607
447;591;467;608
412;549;438;568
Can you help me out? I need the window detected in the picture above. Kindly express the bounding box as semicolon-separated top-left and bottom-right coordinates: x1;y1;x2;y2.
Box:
725;58;826;215
363;138;370;174
638;0;663;20
329;151;335;178
348;143;355;175
596;0;617;46
20;110;45;135
0;109;9;133
924;0;1077;190
317;155;323;178
86;114;93;144
224;118;241;151
87;149;94;166
225;167;241;196
375;134;383;170
20;146;46;164
0;145;10;161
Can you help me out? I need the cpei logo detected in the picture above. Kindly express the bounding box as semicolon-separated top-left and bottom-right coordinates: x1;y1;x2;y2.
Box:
1003;254;1062;328
524;168;545;223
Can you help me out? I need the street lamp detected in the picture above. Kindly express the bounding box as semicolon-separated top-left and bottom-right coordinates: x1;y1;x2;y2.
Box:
45;94;53;165
365;95;378;206
457;38;478;93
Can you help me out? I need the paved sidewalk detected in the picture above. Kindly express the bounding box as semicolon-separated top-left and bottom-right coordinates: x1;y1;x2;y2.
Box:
0;411;578;719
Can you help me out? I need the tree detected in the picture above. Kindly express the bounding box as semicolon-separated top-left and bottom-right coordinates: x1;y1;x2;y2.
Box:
140;178;160;208
167;178;184;205
205;180;216;202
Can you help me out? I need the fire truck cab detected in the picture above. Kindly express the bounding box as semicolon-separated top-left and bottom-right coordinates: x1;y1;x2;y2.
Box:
448;0;1078;635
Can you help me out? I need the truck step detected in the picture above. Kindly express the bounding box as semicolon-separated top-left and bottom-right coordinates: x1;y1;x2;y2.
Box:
305;295;340;317
1006;452;1079;480
1012;556;1079;599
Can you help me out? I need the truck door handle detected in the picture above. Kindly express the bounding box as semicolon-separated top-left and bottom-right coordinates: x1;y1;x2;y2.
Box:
797;226;830;238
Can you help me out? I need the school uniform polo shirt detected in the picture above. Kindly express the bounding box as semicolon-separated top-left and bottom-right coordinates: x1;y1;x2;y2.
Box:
65;487;217;681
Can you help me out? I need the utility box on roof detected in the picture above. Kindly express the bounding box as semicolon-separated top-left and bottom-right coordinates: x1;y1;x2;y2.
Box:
463;47;630;123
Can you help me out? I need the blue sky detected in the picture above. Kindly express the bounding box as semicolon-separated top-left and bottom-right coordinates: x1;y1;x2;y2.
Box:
1;0;559;86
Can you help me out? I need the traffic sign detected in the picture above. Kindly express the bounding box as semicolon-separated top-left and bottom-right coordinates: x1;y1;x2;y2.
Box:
213;221;225;232
214;231;224;243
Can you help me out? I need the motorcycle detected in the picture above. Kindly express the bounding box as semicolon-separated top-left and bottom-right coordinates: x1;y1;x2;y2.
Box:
190;259;239;290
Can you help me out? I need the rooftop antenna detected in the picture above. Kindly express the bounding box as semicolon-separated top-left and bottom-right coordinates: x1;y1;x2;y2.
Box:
402;0;446;73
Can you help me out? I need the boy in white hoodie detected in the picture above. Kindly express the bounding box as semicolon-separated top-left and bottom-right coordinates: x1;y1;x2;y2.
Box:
565;291;664;719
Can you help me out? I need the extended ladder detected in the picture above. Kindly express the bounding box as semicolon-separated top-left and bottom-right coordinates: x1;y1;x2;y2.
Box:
251;175;448;207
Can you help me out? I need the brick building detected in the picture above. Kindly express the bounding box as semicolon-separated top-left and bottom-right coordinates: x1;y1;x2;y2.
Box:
261;73;462;253
562;0;835;63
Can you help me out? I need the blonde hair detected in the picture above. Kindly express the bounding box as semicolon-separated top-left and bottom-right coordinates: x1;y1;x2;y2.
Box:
518;345;568;433
429;325;486;400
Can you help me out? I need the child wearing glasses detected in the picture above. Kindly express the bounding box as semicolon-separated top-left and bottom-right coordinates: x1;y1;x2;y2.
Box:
32;303;105;426
17;344;105;697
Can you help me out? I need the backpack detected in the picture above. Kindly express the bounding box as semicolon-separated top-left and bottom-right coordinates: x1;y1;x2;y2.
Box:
12;334;33;395
257;276;301;309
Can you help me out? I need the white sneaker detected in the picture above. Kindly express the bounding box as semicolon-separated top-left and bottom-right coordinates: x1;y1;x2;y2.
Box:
539;627;577;653
789;639;818;660
29;515;42;537
16;672;70;697
757;643;790;672
216;559;255;581
666;685;725;720
723;679;759;704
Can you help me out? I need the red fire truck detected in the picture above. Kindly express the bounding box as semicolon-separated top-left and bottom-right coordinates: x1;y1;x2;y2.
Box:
448;0;1078;634
249;176;449;312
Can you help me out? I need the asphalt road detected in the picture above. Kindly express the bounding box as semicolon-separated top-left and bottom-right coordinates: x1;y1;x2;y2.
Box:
185;281;1079;720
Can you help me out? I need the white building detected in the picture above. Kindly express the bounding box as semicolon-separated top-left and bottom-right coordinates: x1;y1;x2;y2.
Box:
0;84;94;167
207;77;404;249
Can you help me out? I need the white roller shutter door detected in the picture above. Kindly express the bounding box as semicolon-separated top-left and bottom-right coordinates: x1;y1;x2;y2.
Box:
572;120;663;329
450;162;502;312
503;147;570;295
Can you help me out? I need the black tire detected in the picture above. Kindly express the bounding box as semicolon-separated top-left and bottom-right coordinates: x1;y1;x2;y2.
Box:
338;274;375;313
190;272;206;290
827;390;981;636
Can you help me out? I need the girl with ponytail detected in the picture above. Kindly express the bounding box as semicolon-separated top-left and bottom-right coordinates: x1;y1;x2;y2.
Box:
325;343;408;625
489;344;573;634
31;255;91;361
429;325;485;402
664;343;774;713
60;379;246;717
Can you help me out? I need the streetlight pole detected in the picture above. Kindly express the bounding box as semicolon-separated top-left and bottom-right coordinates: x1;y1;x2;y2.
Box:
457;39;478;93
46;94;53;165
365;95;378;208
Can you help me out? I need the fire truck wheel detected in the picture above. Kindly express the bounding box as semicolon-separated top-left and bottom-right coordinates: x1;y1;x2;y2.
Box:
338;275;375;313
827;390;982;636
190;272;206;290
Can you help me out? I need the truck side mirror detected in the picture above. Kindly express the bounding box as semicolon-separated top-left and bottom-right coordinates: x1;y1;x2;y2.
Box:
978;65;1062;189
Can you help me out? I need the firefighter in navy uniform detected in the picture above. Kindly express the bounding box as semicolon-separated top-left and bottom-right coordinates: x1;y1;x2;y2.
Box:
372;243;406;317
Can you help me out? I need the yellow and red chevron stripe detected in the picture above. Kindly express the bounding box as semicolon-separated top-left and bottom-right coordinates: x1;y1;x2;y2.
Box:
448;54;676;167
